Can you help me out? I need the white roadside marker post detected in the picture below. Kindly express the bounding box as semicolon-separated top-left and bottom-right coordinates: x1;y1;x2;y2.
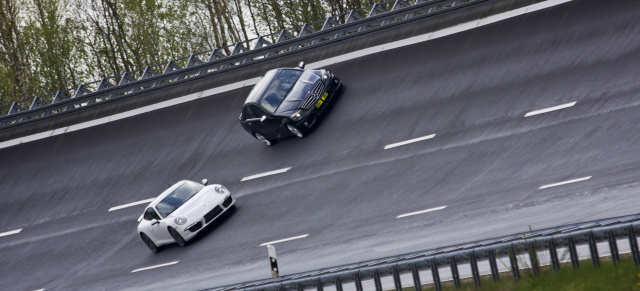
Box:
267;245;279;278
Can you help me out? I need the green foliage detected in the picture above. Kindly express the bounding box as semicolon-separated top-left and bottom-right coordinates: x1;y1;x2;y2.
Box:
515;258;638;291
0;0;387;107
29;0;78;95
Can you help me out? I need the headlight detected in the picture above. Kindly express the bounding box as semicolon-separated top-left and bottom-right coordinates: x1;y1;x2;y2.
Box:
322;71;329;80
214;185;227;194
174;217;187;225
290;110;303;121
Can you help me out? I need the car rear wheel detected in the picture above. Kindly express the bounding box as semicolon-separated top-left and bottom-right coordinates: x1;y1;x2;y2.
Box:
141;233;160;253
168;227;187;247
287;124;304;138
254;133;273;146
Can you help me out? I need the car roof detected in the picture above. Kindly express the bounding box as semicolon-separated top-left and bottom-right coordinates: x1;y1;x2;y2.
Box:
244;69;280;105
244;68;303;105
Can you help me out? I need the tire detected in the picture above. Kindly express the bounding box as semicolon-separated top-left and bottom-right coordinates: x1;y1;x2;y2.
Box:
168;227;187;247
254;132;274;146
286;124;304;138
140;233;160;253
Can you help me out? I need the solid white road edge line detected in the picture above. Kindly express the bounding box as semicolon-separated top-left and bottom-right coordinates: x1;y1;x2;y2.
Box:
131;261;179;273
0;0;573;151
397;206;447;218
108;198;155;212
259;234;309;247
524;101;577;117
308;0;573;69
0;228;22;238
539;176;592;190
241;167;292;182
384;134;436;150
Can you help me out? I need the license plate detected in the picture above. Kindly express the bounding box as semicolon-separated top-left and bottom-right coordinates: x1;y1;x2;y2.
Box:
315;92;329;108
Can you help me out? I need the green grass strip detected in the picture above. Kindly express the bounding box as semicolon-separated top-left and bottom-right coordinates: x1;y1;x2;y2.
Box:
404;256;640;291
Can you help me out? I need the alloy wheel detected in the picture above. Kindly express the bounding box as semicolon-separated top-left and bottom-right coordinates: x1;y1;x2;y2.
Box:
255;133;272;146
287;124;304;138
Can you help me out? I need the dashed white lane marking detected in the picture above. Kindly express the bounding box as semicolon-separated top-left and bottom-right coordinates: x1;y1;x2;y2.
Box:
539;176;592;189
0;0;573;151
259;234;309;247
0;228;22;238
108;198;155;212
524;101;577;117
131;261;179;273
33;289;45;291
397;206;447;218
241;167;292;182
384;134;436;150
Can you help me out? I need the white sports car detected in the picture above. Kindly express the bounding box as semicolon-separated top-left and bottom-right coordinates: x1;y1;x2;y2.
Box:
137;179;235;253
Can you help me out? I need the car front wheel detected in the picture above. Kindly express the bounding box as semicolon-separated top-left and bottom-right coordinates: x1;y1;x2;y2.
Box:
168;227;187;247
287;124;304;138
141;233;160;253
254;132;274;146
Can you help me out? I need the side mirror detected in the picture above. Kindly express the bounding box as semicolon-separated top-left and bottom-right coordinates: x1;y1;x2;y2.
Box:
260;115;267;123
202;179;208;186
298;61;305;69
151;219;160;226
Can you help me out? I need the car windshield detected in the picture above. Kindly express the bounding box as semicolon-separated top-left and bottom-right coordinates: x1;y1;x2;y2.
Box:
155;181;204;218
259;69;303;113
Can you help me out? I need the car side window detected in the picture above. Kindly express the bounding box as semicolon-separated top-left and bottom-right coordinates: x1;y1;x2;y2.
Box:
143;207;161;221
244;105;264;120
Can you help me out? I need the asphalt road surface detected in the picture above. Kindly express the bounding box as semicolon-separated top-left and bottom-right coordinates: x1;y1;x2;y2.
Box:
2;0;640;290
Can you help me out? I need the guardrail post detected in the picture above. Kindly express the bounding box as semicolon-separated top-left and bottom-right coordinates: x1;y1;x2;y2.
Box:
431;259;442;291
267;245;280;278
527;242;540;276
607;231;620;265
411;264;422;291
373;269;383;291
470;253;481;288
588;232;600;268
629;226;640;266
508;246;520;281
354;271;364;291
335;277;343;291
392;265;402;291
549;239;560;271
316;277;324;291
297;283;304;291
450;257;461;288
488;250;499;282
568;237;580;269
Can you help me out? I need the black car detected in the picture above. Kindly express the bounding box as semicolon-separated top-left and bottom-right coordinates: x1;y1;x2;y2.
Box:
239;62;342;146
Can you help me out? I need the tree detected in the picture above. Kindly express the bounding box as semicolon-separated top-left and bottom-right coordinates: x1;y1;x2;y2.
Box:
29;0;80;96
0;0;386;107
0;0;35;104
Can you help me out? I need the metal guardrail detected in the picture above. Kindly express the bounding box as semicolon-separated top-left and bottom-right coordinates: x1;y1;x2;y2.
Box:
206;214;640;291
0;0;485;129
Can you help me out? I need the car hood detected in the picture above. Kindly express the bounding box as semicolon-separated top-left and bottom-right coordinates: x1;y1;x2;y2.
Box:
170;187;225;219
274;70;323;115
